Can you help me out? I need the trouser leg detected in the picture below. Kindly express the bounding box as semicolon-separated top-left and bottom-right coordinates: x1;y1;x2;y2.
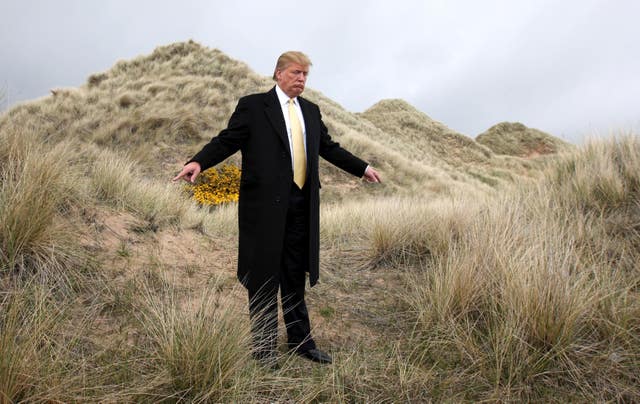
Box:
246;184;315;356
247;281;278;357
281;185;316;352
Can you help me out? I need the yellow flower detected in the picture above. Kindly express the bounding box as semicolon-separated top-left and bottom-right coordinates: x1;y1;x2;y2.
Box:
185;163;240;206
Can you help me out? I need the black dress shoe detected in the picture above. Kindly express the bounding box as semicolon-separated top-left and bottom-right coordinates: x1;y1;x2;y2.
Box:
296;348;332;364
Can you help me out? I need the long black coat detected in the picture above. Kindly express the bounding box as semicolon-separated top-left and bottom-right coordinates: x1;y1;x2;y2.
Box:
190;87;368;291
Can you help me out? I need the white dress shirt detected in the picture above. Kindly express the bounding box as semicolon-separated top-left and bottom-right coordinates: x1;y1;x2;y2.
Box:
275;84;307;170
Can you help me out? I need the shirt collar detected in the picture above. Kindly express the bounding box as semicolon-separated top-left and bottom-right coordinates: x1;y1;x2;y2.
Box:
275;84;297;106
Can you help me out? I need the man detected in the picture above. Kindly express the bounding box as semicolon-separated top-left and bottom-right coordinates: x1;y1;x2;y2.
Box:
173;51;381;367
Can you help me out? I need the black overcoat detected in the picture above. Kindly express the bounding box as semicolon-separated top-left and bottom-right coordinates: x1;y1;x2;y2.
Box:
189;87;368;291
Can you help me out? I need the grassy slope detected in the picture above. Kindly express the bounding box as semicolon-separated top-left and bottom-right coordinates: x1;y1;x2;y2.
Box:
360;99;547;190
360;98;493;165
476;121;574;157
2;41;637;402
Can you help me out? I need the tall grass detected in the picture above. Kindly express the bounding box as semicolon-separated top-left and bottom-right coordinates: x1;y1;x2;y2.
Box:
2;43;638;402
320;191;486;270
0;283;92;403
1;129;637;401
89;148;216;231
135;279;255;402
0;127;80;277
404;136;640;401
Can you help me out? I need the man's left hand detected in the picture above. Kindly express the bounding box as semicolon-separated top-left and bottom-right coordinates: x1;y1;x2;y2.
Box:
363;166;381;183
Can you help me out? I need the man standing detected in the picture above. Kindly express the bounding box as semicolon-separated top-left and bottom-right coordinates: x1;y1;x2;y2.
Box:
173;51;381;367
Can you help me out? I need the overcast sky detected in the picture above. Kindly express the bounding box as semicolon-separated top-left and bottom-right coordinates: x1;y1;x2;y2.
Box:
1;0;638;143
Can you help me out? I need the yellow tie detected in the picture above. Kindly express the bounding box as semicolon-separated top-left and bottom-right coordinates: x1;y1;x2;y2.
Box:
289;99;306;189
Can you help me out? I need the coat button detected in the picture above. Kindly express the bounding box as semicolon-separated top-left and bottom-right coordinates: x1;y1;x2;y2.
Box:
275;197;281;203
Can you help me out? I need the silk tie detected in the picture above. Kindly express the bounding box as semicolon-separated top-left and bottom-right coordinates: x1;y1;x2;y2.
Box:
288;99;306;189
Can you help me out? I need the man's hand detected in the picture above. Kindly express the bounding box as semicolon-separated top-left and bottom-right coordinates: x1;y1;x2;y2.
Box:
172;161;202;183
363;166;381;183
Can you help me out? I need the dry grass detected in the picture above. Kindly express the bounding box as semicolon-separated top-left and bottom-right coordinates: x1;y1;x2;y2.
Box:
477;121;575;157
403;136;640;401
359;99;549;193
0;284;62;401
0;126;81;279
0;280;103;403
360;98;493;165
86;146;238;236
320;192;485;271
134;278;255;402
2;41;636;402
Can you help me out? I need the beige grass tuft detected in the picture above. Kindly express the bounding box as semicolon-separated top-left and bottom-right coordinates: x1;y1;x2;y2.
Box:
404;136;640;400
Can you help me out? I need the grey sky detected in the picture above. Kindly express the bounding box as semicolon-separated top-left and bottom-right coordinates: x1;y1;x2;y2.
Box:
1;0;638;143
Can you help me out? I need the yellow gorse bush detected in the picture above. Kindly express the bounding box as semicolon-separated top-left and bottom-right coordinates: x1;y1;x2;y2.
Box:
186;164;240;206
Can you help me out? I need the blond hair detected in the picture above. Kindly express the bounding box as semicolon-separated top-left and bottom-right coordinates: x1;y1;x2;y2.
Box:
272;51;312;80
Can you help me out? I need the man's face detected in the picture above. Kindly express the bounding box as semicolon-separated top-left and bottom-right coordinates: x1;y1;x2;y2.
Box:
276;62;309;98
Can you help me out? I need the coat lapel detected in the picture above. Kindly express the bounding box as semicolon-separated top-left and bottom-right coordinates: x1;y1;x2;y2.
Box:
299;96;317;164
263;87;290;156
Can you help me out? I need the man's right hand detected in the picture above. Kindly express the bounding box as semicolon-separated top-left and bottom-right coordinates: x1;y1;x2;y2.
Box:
172;161;202;183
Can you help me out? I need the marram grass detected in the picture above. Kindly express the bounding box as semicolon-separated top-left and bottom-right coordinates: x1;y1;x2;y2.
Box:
2;111;639;402
403;136;640;401
0;127;80;277
1;41;639;402
134;279;254;402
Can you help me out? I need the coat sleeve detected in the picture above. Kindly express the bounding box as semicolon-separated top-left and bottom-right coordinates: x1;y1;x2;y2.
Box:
188;97;251;171
317;107;368;178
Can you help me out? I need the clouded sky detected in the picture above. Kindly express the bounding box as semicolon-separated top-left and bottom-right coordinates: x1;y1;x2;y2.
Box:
1;0;638;143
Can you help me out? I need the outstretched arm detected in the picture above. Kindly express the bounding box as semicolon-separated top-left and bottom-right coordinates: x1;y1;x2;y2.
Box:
172;97;250;183
316;107;381;183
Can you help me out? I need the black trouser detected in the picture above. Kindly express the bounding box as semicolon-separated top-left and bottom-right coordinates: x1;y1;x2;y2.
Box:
248;184;316;355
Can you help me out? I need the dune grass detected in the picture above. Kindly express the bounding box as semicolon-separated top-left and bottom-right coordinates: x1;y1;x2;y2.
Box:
0;279;105;403
0;284;60;401
1;42;638;402
320;192;484;271
402;136;640;401
2;120;639;402
133;278;255;402
477;121;574;157
0;126;81;279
